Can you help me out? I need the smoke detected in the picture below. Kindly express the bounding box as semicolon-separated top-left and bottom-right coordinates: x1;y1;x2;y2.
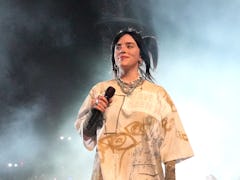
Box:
0;98;46;159
0;98;49;179
0;1;101;179
149;0;240;179
150;0;240;56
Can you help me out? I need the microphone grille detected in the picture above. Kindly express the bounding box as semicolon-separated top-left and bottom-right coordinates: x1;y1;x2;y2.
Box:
105;86;116;100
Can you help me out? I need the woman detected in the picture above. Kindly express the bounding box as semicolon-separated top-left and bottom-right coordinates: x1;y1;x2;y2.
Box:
75;28;193;180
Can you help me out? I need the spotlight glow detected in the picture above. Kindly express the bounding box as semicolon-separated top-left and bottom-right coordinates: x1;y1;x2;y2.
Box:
67;136;72;141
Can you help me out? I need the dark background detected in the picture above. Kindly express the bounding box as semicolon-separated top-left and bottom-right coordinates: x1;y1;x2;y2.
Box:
0;1;155;179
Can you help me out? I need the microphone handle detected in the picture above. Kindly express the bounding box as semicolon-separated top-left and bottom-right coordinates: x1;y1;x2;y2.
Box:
83;109;103;137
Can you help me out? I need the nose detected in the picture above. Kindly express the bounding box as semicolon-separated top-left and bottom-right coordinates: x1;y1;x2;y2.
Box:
119;50;125;55
119;46;126;54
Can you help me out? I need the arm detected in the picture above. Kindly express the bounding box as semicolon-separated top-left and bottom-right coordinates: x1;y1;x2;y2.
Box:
82;108;104;138
83;94;110;136
74;93;98;150
76;93;110;136
165;160;176;180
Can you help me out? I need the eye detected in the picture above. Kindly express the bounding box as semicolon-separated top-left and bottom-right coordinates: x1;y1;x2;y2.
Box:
127;44;134;49
98;133;138;151
115;45;121;51
125;121;145;135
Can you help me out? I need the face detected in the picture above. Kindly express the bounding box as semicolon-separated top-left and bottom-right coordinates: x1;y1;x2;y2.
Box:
114;34;141;73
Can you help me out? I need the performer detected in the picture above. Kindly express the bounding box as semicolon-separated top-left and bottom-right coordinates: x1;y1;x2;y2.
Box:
75;28;193;180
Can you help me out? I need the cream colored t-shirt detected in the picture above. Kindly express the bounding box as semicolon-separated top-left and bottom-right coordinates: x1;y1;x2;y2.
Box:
75;79;193;180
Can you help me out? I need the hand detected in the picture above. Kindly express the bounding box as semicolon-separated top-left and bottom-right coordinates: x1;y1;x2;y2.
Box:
165;160;176;180
92;95;112;113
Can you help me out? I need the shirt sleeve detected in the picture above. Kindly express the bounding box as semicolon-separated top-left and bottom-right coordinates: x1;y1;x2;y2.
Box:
159;90;194;163
74;87;97;151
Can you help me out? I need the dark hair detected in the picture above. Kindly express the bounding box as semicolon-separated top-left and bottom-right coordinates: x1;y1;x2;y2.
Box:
111;27;158;81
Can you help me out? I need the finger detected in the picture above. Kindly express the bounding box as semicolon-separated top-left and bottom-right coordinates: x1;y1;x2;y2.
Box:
92;95;109;112
94;105;105;112
98;99;108;110
108;98;113;103
91;98;99;108
92;98;107;112
98;96;109;108
98;95;108;104
95;103;107;112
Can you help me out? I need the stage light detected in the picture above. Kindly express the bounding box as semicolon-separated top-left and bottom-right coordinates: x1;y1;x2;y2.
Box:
8;163;13;167
67;136;72;141
59;135;72;141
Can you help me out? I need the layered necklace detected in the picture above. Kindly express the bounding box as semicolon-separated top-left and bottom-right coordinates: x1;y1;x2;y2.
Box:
117;76;144;95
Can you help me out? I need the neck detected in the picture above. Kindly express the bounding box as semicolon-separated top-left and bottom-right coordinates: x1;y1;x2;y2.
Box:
118;70;139;83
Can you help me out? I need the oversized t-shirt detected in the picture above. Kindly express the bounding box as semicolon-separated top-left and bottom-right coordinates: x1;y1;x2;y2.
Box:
75;79;193;180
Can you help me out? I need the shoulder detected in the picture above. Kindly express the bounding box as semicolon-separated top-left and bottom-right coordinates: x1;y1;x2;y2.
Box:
90;79;117;94
93;79;116;89
143;80;168;96
143;81;177;111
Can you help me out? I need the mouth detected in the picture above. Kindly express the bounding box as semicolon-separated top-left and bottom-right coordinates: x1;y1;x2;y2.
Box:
119;56;129;60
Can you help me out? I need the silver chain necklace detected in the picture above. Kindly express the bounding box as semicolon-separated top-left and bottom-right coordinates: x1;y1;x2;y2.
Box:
117;77;144;95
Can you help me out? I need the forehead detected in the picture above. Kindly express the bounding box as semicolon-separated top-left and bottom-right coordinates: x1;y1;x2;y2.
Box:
116;34;137;44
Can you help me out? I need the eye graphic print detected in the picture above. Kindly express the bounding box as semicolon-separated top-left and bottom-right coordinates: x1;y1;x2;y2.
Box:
162;117;173;132
97;122;146;171
162;91;177;112
125;121;145;136
98;132;140;168
99;133;138;152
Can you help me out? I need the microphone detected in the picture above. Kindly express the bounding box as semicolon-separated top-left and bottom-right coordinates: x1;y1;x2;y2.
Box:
104;86;116;100
84;86;115;136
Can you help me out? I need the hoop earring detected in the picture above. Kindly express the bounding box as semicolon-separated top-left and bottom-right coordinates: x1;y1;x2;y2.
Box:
113;64;118;71
138;60;143;66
